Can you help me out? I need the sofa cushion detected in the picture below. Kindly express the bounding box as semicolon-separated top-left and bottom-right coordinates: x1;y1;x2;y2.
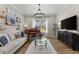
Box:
7;33;16;41
17;37;27;43
0;47;3;54
3;40;21;53
3;34;10;42
15;31;25;39
2;37;27;54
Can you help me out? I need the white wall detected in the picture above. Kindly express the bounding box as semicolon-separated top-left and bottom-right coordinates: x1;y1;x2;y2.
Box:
24;16;33;28
0;4;25;35
24;15;56;37
47;16;56;37
57;4;79;30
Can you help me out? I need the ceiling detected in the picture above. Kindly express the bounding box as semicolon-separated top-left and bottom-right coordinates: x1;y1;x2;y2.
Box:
14;4;68;16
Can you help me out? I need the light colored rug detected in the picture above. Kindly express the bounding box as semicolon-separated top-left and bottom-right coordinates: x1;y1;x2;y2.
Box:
25;39;57;54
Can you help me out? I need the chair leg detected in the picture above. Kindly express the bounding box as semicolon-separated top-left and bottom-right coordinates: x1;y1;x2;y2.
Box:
35;41;36;48
45;41;47;48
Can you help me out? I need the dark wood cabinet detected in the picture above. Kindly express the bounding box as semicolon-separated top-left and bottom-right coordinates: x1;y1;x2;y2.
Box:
58;31;79;51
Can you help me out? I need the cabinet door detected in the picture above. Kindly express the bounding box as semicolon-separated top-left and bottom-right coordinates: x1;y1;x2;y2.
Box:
72;34;79;51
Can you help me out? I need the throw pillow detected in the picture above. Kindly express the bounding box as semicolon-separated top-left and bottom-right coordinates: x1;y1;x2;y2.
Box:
4;34;10;42
15;31;24;39
21;32;24;37
0;36;8;46
7;33;16;41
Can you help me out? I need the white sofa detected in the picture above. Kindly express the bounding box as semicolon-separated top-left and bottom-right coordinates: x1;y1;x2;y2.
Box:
0;34;27;54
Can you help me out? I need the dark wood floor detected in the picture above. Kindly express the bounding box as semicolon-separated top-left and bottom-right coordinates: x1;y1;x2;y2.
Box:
15;37;79;54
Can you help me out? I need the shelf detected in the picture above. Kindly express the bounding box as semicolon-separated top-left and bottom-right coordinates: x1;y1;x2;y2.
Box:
0;15;5;18
0;28;6;31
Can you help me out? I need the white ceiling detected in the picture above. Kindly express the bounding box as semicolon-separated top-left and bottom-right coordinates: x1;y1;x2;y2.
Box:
14;4;68;16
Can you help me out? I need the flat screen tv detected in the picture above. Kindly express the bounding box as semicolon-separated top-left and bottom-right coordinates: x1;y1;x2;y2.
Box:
61;15;77;30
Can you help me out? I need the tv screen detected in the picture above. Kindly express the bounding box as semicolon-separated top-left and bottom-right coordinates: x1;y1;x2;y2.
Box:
61;15;77;30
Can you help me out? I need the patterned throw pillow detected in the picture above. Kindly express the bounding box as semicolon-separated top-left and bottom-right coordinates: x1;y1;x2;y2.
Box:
0;36;8;46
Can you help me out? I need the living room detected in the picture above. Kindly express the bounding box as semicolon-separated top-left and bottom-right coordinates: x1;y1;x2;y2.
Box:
1;4;79;54
0;4;58;54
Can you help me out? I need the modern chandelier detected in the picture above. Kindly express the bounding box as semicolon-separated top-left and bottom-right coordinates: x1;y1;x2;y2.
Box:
34;4;45;17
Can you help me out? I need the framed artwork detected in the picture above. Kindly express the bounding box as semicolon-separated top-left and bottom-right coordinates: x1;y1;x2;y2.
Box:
6;8;16;26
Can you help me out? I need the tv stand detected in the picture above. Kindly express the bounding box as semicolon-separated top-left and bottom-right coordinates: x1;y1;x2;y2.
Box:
58;30;79;51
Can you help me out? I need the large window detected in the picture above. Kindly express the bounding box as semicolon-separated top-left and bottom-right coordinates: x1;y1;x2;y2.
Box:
32;18;48;33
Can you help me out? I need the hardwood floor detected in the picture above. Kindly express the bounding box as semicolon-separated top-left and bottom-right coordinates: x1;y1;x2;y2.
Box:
15;40;32;54
15;37;79;54
49;37;79;54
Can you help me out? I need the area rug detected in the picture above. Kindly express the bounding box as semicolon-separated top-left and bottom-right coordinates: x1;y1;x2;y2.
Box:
25;39;57;54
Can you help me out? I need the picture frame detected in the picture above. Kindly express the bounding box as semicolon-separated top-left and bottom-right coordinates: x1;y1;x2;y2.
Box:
6;8;16;26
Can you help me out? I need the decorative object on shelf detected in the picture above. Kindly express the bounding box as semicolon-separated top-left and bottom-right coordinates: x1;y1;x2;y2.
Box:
0;20;5;31
0;15;5;19
24;25;28;28
16;24;20;30
34;4;45;18
0;10;6;17
0;10;6;25
16;17;21;23
6;8;16;26
52;23;58;36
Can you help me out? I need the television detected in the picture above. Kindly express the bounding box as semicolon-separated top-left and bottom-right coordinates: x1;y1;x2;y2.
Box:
61;15;77;30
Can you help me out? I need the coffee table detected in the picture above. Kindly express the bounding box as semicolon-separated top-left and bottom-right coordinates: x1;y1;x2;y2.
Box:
34;37;47;48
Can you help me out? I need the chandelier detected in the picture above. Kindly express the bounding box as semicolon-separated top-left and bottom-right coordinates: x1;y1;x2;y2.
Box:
34;4;45;17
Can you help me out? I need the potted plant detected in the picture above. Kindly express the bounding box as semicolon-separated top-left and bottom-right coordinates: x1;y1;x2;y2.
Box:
52;23;58;37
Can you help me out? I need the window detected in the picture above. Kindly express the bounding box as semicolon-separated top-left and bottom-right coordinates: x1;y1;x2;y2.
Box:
32;18;48;33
